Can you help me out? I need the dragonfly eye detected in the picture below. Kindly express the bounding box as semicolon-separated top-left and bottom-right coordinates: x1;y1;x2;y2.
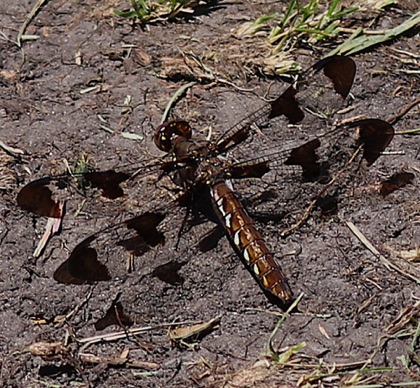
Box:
154;120;192;152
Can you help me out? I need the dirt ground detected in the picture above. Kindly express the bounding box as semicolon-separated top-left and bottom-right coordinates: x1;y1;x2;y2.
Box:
1;0;419;387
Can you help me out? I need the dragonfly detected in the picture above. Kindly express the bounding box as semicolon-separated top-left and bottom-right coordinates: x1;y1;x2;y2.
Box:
17;55;399;313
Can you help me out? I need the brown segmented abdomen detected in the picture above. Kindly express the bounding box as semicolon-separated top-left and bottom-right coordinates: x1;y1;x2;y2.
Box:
210;182;293;304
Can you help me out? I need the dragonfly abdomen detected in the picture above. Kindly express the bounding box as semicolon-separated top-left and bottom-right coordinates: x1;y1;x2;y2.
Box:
210;182;293;304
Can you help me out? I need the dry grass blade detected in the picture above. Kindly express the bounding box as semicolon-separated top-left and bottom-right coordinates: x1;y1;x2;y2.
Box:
78;319;215;345
33;201;64;258
25;341;160;370
168;315;221;349
388;97;420;127
17;0;48;46
385;245;420;263
346;221;420;285
0;140;24;156
168;315;221;341
386;301;420;335
79;349;160;369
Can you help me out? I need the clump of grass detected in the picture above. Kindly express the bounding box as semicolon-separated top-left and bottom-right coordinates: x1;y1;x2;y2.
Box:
114;0;207;24
237;0;359;55
235;0;420;74
271;0;358;52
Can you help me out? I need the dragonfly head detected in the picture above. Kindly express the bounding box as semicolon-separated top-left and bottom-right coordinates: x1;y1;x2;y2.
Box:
154;120;192;152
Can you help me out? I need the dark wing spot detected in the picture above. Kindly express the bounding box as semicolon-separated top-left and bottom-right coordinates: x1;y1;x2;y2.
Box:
53;236;111;284
228;161;270;179
285;138;322;181
83;170;131;199
353;119;394;165
317;55;356;99
152;260;187;285
269;86;304;124
94;301;133;331
380;171;415;197
17;178;62;218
